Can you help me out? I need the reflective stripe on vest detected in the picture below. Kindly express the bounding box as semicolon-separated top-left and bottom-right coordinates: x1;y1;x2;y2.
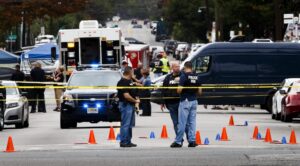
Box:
161;58;170;73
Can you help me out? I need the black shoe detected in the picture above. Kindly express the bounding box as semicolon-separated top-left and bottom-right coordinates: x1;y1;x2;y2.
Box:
30;110;36;113
120;143;137;148
38;111;47;113
129;143;137;147
170;142;182;148
188;142;198;148
53;107;58;112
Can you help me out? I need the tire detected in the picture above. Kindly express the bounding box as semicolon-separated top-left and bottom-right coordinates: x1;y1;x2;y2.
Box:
275;112;281;120
0;115;4;131
60;112;76;129
24;113;29;128
15;107;25;129
271;114;276;119
281;105;292;122
266;96;273;114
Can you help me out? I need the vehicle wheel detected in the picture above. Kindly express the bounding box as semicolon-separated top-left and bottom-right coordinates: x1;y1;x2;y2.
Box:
60;112;76;129
275;112;281;120
265;96;273;114
281;106;292;122
15;107;25;129
0;116;4;131
271;114;276;119
24;113;29;128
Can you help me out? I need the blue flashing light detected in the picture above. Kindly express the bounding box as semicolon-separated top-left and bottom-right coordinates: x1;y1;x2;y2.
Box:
83;104;88;108
91;64;99;68
96;103;101;108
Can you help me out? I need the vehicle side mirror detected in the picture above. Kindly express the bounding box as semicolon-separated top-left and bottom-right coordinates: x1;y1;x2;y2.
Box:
51;47;57;60
279;89;287;95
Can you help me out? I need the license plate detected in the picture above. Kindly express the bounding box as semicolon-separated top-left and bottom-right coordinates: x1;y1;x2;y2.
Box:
87;108;98;114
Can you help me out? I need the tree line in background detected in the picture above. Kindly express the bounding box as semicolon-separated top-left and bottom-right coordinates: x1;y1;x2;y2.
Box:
1;0;300;50
0;0;160;50
162;0;300;43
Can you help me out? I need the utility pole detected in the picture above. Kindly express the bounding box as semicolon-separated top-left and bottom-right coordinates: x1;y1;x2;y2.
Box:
274;0;284;41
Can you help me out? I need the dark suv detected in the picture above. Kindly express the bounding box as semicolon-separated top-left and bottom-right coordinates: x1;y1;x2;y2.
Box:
164;40;177;55
60;69;121;129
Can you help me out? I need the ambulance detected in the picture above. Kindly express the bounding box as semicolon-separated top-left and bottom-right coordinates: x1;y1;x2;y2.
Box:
58;20;123;78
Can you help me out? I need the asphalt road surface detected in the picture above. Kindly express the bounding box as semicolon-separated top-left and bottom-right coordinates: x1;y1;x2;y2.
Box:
1;21;300;166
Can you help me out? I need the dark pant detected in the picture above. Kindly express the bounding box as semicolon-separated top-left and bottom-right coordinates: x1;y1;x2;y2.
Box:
140;90;151;116
166;102;189;142
119;102;135;145
31;89;46;112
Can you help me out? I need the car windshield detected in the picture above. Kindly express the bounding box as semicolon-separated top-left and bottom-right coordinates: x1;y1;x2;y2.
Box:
68;71;121;87
2;82;18;95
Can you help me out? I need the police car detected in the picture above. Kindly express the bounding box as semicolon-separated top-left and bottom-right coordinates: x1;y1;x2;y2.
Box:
60;67;121;129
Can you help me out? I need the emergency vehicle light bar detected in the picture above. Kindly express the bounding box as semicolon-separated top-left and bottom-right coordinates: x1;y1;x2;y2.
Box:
76;64;120;71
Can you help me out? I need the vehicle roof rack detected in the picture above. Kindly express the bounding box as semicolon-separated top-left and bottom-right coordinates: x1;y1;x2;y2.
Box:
76;64;120;71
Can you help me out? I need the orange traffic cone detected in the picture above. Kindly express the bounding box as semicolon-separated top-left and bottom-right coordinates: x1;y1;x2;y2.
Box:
264;128;272;143
161;125;169;139
221;127;229;141
108;126;116;140
289;129;297;144
4;136;15;153
252;126;259;139
88;130;97;144
196;131;202;145
229;115;235;126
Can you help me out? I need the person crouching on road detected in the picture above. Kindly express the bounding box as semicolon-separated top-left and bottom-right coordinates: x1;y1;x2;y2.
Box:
171;61;202;148
162;62;189;142
139;69;152;116
53;66;64;112
117;66;140;148
30;62;46;113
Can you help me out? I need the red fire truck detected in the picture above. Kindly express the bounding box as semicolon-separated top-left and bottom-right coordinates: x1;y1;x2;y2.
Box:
125;44;150;69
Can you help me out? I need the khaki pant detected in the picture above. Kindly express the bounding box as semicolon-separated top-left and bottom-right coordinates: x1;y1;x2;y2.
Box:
54;88;63;108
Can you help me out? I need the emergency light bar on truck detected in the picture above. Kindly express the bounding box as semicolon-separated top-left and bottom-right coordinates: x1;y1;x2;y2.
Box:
58;20;123;79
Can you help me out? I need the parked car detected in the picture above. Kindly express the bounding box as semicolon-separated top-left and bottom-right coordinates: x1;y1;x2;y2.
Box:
272;78;300;120
190;43;205;55
133;24;143;29
124;37;145;45
151;46;165;60
280;81;300;122
144;19;150;25
2;81;29;128
151;27;157;35
0;82;5;131
175;43;189;61
0;67;15;80
131;19;138;25
164;40;177;55
150;21;158;29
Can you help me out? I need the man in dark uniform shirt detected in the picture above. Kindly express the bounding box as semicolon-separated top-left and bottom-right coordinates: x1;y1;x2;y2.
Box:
162;62;188;140
171;61;202;148
30;62;46;113
117;66;140;148
11;64;25;82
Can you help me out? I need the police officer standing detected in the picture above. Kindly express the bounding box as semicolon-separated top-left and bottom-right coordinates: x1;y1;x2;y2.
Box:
117;66;140;148
160;53;170;75
30;62;46;113
162;62;188;140
171;61;201;148
11;64;25;82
